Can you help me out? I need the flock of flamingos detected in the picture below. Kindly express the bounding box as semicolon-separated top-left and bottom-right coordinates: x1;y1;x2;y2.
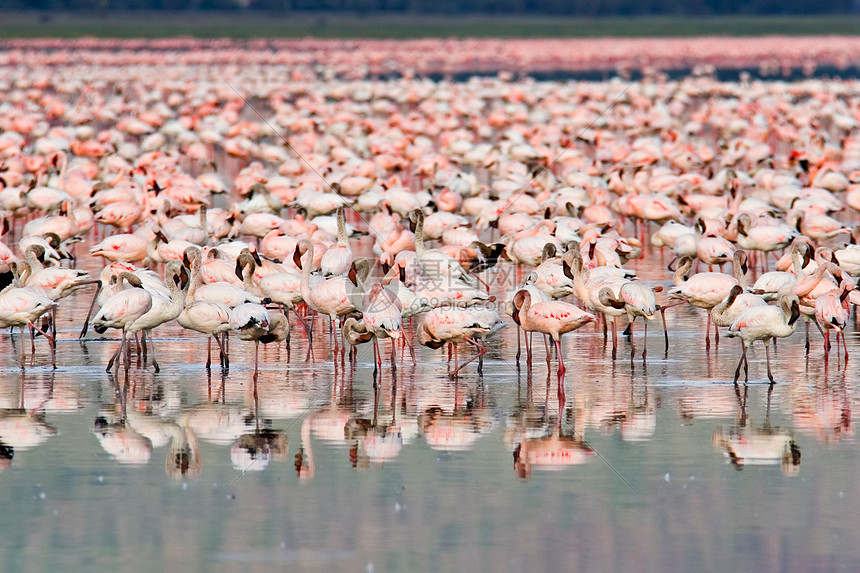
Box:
1;38;860;408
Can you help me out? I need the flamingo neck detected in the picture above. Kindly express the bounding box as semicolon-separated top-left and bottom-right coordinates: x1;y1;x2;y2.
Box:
188;250;202;298
243;260;256;293
413;212;426;257
337;209;348;246
25;248;44;274
673;259;692;286
300;243;314;302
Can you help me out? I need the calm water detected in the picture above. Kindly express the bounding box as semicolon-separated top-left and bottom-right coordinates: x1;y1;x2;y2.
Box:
1;245;859;572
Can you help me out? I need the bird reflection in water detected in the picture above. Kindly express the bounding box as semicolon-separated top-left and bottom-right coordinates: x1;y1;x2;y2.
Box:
166;426;202;478
93;407;153;465
231;374;288;473
0;441;12;472
417;373;495;451
231;429;287;473
712;384;801;474
508;369;594;479
0;371;58;455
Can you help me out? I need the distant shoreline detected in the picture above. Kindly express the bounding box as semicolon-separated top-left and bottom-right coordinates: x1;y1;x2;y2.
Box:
2;12;860;39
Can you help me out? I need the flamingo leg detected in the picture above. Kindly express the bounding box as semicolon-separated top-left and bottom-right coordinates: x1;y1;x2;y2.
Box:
455;336;486;374
206;337;212;370
543;334;551;365
642;321;648;360
733;342;747;385
527;331;533;368
401;328;416;364
555;337;566;380
515;324;521;363
556;338;566;425
842;330;849;361
331;317;339;366
19;327;26;368
213;334;228;370
149;332;160;373
340;318;347;364
78;280;102;339
612;317;618;360
121;331;130;374
28;321;55;369
765;342;774;383
660;306;669;353
373;338;381;376
106;338;122;372
139;331;146;365
446;342;452;375
705;314;711;350
292;308;313;361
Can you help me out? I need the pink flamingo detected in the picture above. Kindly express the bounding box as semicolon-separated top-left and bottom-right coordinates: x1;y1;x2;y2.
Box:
319;207;353;276
93;272;153;373
727;293;801;384
417;305;504;376
177;300;232;370
814;279;852;361
0;287;57;368
296;239;360;360
667;254;744;348
229;303;289;378
511;289;594;396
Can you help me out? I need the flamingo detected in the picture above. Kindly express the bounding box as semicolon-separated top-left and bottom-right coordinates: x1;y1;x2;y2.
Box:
792;261;843;353
753;240;813;300
417;305;504;376
319;206;353;277
296;239;360;359
0;287;57;368
612;281;665;358
90;233;149;263
358;283;405;372
726;292;801;384
511;289;594;397
667;253;745;348
710;285;768;330
177;300;232;370
567;250;629;358
229;303;289;378
409;209;479;290
814;279;852;361
121;261;189;372
184;246;265;308
93;272;153;373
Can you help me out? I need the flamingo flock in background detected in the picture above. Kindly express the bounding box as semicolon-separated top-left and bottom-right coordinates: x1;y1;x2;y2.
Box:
0;41;859;396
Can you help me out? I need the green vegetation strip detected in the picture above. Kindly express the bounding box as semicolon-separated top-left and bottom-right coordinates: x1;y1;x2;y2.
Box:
1;12;860;39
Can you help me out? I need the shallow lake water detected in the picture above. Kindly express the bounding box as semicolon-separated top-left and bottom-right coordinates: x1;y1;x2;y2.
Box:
1;240;859;572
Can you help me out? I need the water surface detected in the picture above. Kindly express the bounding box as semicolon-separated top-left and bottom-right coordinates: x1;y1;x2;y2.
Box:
1;247;859;572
